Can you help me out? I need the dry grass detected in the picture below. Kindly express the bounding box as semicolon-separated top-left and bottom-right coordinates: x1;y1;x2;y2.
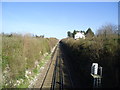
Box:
2;33;58;88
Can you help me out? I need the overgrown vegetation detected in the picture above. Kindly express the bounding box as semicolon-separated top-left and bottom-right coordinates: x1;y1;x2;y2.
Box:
61;24;120;88
2;33;58;88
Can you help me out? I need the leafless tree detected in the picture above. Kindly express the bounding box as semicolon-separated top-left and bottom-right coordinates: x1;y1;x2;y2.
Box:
97;24;118;38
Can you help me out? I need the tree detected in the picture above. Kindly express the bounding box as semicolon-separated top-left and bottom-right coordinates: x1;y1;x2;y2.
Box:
81;31;85;34
72;30;80;38
67;31;73;38
85;28;94;37
97;24;118;38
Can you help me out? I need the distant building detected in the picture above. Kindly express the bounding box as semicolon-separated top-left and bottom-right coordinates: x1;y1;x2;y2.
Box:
74;32;85;40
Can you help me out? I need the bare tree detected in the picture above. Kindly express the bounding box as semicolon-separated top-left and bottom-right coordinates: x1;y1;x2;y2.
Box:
97;24;118;38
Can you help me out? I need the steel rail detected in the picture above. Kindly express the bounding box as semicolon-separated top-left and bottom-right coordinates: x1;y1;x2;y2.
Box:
59;43;74;89
50;55;58;90
51;45;64;90
40;45;58;90
59;55;64;90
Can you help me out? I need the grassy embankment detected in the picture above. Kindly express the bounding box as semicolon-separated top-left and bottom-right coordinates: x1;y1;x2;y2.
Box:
61;35;120;88
2;33;58;88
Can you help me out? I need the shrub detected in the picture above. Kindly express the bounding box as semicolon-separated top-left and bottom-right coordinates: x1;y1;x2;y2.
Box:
2;33;58;87
61;34;120;88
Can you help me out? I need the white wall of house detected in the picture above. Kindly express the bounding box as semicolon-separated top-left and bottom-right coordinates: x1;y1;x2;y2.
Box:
74;32;85;39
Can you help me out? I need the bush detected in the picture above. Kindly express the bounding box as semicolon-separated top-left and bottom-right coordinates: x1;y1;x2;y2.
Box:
2;33;58;87
61;34;120;88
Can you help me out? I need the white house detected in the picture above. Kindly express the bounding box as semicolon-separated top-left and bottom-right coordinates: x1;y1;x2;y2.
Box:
74;32;85;40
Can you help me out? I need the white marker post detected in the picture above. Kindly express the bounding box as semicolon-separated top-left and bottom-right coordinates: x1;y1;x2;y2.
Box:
91;63;102;88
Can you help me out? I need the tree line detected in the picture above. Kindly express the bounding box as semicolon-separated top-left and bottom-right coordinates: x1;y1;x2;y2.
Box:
67;28;94;38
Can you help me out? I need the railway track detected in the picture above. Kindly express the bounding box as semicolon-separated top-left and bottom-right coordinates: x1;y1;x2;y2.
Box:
39;43;74;90
39;44;58;89
51;46;64;90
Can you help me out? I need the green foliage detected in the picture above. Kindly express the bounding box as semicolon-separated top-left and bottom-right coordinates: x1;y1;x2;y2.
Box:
2;33;58;88
61;33;120;88
85;28;94;37
72;30;77;38
16;78;29;88
2;55;9;70
33;67;38;74
67;31;73;38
